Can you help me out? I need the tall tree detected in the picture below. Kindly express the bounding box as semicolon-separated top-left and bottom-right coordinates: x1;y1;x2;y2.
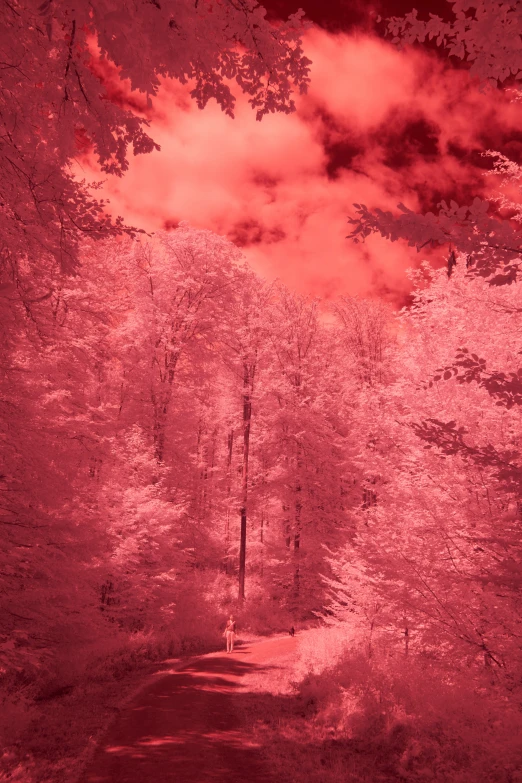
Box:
115;226;239;462
218;270;273;599
262;286;352;614
0;0;310;272
328;259;522;673
332;296;393;388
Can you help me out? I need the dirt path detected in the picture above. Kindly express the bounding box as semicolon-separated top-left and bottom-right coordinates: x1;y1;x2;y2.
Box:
80;635;298;783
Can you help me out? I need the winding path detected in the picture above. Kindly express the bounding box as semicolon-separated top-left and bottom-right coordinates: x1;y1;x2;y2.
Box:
80;635;297;783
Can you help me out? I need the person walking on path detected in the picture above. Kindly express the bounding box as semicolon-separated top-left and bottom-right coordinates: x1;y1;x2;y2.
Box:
223;615;236;653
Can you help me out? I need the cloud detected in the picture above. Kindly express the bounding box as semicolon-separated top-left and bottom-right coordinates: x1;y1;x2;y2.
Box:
75;26;522;306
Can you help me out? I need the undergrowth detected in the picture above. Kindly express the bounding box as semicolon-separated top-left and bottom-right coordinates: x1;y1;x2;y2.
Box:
239;626;522;783
0;569;298;783
0;625;225;783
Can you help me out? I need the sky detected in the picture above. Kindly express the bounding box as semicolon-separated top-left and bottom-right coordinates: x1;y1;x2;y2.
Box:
78;0;522;306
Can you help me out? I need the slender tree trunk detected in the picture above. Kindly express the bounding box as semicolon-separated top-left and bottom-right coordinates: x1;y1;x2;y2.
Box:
144;256;183;463
293;485;302;598
224;429;234;574
368;618;375;659
283;504;291;547
196;421;203;520
152;357;178;462
238;362;253;600
293;441;303;599
259;459;268;577
151;390;169;462
206;428;217;517
239;506;247;599
260;510;265;578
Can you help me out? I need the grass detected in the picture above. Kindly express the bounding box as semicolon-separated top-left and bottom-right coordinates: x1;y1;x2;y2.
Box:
0;629;226;783
233;627;522;783
231;631;346;783
6;623;517;783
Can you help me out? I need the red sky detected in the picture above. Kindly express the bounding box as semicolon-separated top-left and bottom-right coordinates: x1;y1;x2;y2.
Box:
77;1;522;306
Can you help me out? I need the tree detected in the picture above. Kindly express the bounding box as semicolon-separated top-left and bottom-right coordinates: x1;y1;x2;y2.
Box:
259;286;353;614
0;239;123;677
327;260;522;673
112;226;240;462
218;270;273;599
331;296;393;387
387;0;522;89
0;0;311;272
350;1;522;285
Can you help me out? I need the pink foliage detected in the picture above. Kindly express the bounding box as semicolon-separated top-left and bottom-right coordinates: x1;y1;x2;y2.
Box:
0;0;310;270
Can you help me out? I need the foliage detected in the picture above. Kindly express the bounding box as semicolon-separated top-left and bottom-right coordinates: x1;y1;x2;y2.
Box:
387;1;522;88
0;0;311;271
288;645;522;783
348;198;522;284
351;1;522;283
326;260;522;679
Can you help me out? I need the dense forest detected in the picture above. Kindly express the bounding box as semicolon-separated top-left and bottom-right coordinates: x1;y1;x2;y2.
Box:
2;0;522;781
4;226;522;781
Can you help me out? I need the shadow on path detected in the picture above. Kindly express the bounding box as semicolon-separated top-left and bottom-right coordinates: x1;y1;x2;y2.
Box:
81;638;297;783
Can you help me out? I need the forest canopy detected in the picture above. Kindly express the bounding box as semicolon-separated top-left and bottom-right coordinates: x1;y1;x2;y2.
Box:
2;1;522;782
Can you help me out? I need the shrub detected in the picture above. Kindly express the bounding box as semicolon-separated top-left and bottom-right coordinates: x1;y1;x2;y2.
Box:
293;644;522;783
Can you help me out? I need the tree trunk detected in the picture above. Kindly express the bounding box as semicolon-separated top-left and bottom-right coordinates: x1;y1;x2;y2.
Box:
151;351;180;462
293;441;303;600
238;362;253;600
368;618;375;659
260;510;265;577
259;459;268;577
283;504;291;548
224;429;234;574
239;506;247;599
293;484;302;598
